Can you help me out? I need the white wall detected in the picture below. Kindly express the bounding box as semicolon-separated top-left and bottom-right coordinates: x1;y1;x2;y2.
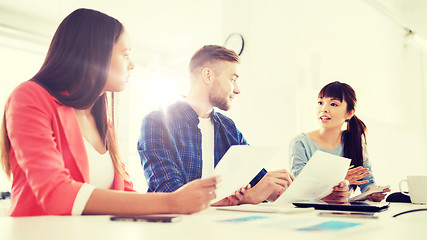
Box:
222;0;427;191
0;7;54;191
0;0;426;194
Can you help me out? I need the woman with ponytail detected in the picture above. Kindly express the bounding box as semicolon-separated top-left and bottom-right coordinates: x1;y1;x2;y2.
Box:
289;81;389;202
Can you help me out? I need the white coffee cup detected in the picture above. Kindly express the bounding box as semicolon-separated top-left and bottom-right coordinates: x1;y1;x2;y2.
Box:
399;176;427;204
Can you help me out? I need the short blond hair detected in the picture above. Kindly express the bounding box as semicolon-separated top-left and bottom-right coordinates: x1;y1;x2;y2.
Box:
189;45;239;74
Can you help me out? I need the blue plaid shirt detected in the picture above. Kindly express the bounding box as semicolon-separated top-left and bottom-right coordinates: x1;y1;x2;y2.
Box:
138;100;265;192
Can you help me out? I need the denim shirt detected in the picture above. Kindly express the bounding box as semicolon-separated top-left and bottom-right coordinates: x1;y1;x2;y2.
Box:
289;132;375;193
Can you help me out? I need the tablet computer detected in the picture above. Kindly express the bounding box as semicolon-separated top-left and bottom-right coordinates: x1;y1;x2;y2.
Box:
292;200;390;212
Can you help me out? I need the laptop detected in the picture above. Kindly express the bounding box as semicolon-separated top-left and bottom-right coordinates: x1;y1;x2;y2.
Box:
292;200;390;212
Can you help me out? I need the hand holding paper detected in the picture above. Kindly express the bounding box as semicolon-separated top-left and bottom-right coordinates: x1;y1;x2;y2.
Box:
274;150;351;204
239;169;294;204
210;145;283;203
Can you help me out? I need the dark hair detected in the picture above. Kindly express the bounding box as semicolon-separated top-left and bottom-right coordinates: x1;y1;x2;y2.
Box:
34;8;123;108
318;81;367;169
189;45;239;73
1;8;126;178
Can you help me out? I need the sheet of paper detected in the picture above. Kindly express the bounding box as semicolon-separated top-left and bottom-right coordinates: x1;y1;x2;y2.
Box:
210;145;283;202
274;150;350;204
214;203;314;214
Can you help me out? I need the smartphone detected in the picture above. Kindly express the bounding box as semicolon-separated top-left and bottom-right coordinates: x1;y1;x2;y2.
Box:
110;215;181;223
318;211;378;219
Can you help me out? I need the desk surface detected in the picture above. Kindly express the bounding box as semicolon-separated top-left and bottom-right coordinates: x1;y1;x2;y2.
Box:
0;202;426;240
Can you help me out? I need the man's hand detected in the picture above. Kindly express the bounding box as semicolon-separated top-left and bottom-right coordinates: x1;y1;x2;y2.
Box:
321;180;350;203
240;169;294;204
211;184;251;206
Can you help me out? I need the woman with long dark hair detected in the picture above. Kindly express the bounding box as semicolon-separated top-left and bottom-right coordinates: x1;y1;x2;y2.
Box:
0;8;218;217
289;81;389;202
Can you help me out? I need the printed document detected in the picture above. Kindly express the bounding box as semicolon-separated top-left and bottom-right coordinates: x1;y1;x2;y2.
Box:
210;145;283;202
274;150;350;204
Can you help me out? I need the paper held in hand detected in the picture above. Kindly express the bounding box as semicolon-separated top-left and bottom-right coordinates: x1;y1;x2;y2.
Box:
210;145;284;202
274;150;350;204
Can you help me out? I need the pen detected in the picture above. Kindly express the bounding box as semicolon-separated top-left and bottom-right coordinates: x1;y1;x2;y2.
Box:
348;165;354;169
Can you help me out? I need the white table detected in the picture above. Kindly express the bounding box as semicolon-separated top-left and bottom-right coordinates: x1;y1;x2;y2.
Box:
0;202;426;240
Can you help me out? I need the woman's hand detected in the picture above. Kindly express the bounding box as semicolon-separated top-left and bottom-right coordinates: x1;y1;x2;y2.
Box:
367;186;391;202
170;176;220;214
345;166;370;185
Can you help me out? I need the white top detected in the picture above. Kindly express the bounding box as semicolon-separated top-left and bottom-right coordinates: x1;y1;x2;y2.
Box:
84;138;115;189
198;117;215;178
71;138;115;215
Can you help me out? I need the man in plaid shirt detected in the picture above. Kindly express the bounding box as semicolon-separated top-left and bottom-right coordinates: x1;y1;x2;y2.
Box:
138;45;348;205
137;45;293;205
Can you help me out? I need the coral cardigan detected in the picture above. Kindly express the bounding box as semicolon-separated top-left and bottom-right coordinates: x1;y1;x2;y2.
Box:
5;81;134;217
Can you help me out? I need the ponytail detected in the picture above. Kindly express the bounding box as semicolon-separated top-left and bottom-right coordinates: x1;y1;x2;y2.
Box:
319;81;367;191
343;115;367;168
